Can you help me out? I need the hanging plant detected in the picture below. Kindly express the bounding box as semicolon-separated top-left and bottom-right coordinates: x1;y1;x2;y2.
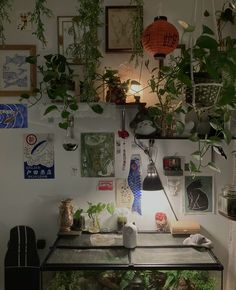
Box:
69;0;103;106
0;0;12;44
129;0;144;67
31;0;53;47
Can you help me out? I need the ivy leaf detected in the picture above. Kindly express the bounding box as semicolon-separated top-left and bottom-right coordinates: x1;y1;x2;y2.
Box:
222;128;232;144
91;104;103;114
69;103;78;111
196;35;218;50
189;161;200;174
207;162;221;173
61;110;70;119
202;24;215;35
20;93;30;99
44;105;58;115
191;151;202;161
189;133;199;142
59;122;68;130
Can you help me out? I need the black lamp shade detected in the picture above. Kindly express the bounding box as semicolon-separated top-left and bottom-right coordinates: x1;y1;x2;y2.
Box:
142;162;163;191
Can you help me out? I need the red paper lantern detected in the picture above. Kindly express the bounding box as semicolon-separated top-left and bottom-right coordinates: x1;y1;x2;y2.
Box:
142;16;179;59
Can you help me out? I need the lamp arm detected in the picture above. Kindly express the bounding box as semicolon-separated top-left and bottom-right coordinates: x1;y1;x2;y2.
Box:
134;136;178;221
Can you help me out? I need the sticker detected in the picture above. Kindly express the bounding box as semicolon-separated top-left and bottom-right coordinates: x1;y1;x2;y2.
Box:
0;104;28;128
97;180;113;191
24;133;55;179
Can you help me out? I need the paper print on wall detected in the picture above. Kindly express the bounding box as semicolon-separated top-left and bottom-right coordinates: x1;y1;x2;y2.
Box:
0;104;27;128
24;133;55;179
81;132;115;177
116;178;134;209
97;180;113;191
184;175;214;213
17;11;32;31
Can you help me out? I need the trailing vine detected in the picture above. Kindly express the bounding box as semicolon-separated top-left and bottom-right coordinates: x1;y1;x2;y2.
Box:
130;0;144;67
70;0;103;103
31;0;53;47
0;0;12;44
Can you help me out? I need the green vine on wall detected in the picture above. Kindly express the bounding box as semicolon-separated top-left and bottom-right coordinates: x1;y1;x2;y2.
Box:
71;0;103;103
0;0;12;44
31;0;53;47
130;0;144;67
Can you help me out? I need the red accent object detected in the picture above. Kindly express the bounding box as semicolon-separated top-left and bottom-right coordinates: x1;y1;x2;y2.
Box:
142;16;179;59
155;212;167;221
118;130;129;139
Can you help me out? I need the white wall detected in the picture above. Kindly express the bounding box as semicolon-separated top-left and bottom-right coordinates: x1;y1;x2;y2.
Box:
0;0;233;289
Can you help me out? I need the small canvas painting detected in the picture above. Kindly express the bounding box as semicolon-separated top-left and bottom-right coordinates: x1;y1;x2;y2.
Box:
184;175;214;214
81;132;115;177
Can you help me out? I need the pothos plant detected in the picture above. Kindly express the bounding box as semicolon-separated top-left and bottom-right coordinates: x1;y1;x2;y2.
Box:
21;54;79;129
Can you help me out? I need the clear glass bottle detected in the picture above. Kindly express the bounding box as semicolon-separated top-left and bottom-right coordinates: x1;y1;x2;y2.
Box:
62;115;78;151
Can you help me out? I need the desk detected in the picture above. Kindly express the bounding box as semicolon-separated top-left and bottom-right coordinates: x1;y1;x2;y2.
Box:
41;232;223;289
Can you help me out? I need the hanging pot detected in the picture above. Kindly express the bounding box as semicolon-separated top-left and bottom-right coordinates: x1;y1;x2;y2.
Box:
185;72;223;108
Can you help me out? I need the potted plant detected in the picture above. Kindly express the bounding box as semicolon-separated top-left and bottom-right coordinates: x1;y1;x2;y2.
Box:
86;202;115;233
71;208;85;231
96;68;130;104
177;23;236;174
21;53;78;129
141;20;236;174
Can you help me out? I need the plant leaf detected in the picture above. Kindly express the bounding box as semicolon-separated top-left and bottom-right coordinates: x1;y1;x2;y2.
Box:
202;25;215;35
44;105;58;115
91;104;103;114
191;151;202;161
207;162;221;173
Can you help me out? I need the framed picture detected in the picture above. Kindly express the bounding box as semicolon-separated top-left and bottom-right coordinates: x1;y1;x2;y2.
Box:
57;16;79;63
184;175;214;214
0;45;36;96
105;6;142;52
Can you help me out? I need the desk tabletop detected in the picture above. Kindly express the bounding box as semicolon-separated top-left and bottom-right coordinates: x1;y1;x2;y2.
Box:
41;232;223;271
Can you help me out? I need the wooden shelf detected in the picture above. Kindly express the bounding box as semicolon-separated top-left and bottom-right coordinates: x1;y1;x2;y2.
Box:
218;210;236;221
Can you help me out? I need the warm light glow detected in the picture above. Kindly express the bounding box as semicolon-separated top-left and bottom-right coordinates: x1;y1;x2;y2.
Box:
130;80;142;95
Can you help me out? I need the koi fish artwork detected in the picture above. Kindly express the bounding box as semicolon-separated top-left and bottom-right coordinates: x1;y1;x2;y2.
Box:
128;154;142;215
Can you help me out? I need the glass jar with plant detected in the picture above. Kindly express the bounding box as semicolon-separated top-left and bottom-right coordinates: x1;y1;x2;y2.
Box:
86;202;115;233
71;208;85;232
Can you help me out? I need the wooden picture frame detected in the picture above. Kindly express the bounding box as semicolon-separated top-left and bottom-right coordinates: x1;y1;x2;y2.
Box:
105;6;142;53
0;45;36;96
57;16;78;64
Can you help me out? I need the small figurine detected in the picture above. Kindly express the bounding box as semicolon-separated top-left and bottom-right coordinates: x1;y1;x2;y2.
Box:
155;212;169;232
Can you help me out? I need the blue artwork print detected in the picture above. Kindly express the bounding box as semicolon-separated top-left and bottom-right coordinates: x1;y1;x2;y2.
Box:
0;104;28;128
128;154;142;215
3;54;28;88
24;133;55;179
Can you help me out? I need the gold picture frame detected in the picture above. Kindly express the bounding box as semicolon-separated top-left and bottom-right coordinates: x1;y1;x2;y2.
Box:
0;45;36;96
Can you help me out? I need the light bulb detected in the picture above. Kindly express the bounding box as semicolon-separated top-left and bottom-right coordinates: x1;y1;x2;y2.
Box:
62;116;78;151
